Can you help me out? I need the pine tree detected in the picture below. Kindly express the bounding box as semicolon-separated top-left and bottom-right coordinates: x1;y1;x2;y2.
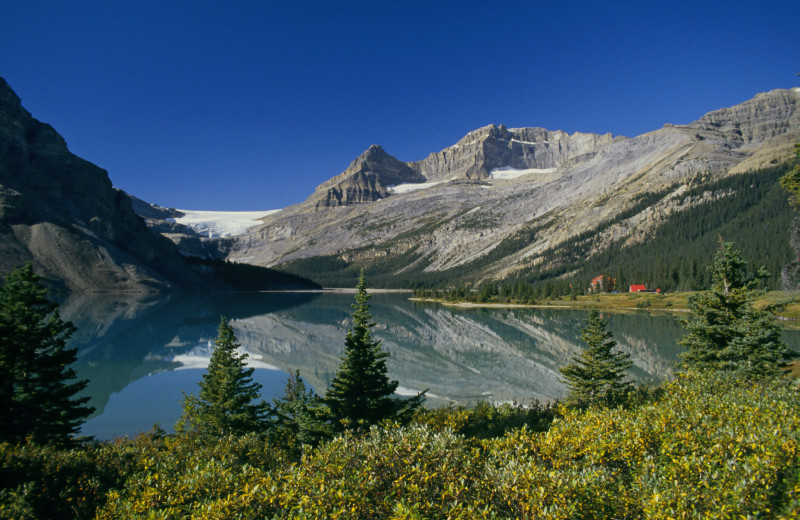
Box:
0;264;93;445
559;310;632;407
177;316;268;436
679;241;796;377
780;143;800;288
325;270;424;432
269;370;330;454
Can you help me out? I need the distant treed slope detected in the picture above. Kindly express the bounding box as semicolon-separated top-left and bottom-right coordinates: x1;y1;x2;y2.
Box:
184;258;321;290
279;162;795;291
520;162;796;292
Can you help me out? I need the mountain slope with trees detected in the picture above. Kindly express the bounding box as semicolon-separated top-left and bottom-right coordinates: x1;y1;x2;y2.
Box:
282;160;796;292
218;89;800;290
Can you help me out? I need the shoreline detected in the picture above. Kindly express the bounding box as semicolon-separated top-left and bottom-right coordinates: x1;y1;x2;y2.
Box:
408;291;800;324
261;288;414;294
408;297;689;313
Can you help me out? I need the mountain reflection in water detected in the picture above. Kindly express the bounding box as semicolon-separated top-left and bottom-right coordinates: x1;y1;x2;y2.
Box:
62;292;799;440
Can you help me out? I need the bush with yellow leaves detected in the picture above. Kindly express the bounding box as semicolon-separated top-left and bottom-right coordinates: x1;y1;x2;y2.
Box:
5;371;798;519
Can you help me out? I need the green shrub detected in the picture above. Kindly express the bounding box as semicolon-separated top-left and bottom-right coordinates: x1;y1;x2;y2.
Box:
0;435;145;520
96;433;287;520
268;425;497;519
485;372;800;519
413;400;557;439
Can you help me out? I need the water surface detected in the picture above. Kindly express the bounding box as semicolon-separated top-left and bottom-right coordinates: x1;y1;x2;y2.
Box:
63;291;797;440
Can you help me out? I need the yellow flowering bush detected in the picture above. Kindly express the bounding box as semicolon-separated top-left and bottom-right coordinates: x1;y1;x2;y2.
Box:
267;425;497;519
485;372;800;519
4;372;797;519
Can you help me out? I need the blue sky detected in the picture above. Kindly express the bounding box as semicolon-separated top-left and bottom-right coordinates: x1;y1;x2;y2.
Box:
2;1;798;211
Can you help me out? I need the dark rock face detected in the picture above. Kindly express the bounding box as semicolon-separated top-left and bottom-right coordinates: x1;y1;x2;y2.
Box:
313;145;426;208
0;76;220;292
129;195;183;220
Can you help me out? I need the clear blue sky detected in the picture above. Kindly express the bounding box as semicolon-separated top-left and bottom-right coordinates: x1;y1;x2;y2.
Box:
2;1;798;211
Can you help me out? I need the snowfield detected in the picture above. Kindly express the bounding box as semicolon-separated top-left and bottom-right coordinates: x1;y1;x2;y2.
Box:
170;209;280;238
384;167;559;194
387;181;443;194
490;167;557;180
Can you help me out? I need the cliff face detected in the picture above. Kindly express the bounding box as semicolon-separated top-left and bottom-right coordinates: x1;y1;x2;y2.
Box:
688;89;800;146
0;77;220;291
410;124;617;181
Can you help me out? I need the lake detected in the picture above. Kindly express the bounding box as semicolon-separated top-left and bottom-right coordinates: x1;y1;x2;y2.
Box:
62;291;799;440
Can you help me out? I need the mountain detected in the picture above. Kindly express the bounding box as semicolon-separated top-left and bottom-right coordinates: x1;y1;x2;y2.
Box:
0;77;319;292
0;77;228;291
313;144;426;208
222;88;800;288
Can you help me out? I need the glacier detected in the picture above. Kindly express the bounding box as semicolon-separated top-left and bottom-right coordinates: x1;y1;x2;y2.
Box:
171;209;280;238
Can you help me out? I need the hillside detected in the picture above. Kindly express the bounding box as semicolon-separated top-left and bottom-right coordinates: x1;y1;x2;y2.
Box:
217;88;800;288
0;77;317;292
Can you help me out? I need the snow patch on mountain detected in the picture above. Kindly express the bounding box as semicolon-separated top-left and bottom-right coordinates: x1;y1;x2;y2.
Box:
387;181;443;194
490;167;557;180
170;209;280;238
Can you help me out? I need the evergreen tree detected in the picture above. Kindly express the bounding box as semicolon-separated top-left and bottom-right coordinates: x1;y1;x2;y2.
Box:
0;264;93;445
679;241;796;377
269;370;330;454
779;144;800;211
177;316;268;436
779;143;800;289
559;310;632;407
325;270;425;432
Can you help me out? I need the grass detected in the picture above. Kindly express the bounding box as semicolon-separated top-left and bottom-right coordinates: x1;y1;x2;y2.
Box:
421;290;800;322
786;360;800;379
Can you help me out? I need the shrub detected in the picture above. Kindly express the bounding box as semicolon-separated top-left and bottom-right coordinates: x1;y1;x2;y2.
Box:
486;372;800;518
0;435;146;520
413;400;557;439
96;433;287;519
268;425;497;519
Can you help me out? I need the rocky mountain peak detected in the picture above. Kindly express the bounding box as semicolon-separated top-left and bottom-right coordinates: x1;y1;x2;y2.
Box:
688;88;800;146
349;144;394;170
312;144;425;209
411;124;615;182
453;123;511;146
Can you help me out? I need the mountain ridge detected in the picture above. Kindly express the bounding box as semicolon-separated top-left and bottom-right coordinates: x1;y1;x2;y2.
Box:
218;87;800;287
